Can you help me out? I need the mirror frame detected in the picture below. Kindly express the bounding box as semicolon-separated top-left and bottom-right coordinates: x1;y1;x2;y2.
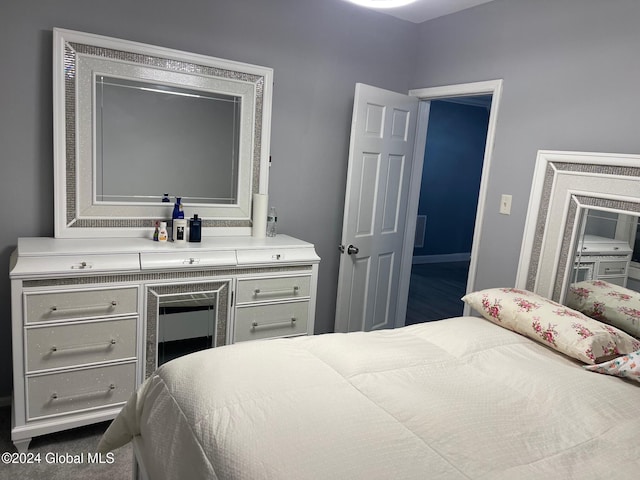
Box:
53;28;273;238
516;150;640;302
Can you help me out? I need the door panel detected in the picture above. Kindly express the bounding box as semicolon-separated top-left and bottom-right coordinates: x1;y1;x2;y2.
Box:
381;155;404;233
335;83;418;333
356;154;379;236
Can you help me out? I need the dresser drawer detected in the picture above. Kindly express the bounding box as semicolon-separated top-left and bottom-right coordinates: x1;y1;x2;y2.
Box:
236;275;311;304
26;362;136;420
597;261;628;276
25;317;137;373
25;287;138;324
234;301;309;342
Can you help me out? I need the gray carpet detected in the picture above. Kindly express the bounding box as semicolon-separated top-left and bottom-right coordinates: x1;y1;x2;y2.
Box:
0;406;133;480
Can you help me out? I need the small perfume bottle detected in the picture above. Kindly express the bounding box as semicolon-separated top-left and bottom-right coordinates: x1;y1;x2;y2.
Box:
189;214;202;242
153;221;159;241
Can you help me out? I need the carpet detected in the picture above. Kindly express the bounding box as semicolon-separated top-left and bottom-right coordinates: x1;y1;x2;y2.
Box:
0;406;132;480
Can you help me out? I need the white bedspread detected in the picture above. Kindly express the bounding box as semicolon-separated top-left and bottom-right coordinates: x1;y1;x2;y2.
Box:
98;316;640;479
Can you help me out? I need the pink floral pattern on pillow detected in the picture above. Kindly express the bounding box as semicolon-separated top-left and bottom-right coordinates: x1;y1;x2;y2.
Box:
566;280;640;337
572;323;594;339
532;319;558;346
462;288;640;364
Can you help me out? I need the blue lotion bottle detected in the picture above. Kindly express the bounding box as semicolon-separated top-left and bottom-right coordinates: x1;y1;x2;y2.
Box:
171;197;184;242
172;197;184;219
189;214;201;242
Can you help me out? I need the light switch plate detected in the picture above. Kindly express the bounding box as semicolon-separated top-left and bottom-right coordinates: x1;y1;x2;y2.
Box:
500;194;512;215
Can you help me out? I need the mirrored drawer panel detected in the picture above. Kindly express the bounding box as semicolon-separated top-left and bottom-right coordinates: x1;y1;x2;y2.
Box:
25;317;137;373
27;362;136;420
236;275;311;304
234;301;309;342
25;287;138;324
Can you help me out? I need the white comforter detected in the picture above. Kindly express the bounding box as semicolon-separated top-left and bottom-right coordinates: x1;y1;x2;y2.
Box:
98;316;640;479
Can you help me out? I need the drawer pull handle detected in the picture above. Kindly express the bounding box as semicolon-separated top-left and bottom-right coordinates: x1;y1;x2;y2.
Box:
50;383;116;401
70;261;93;270
183;258;200;265
50;338;117;354
50;300;118;313
251;317;297;329
253;286;300;297
604;267;625;274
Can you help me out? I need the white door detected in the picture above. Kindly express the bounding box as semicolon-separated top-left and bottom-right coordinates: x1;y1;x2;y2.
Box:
334;83;419;333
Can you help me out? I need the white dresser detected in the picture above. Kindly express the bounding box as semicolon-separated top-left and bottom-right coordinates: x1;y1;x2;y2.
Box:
9;235;319;452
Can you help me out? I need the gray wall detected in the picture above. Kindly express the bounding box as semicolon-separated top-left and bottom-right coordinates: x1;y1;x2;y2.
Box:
412;0;640;294
0;0;417;398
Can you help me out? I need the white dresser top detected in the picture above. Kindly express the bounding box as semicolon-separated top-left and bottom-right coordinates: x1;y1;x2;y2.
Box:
11;235;319;278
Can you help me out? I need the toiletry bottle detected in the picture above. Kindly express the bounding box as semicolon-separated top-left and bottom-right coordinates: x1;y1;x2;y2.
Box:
173;218;187;244
266;206;277;237
189;214;202;242
162;193;170;203
172;197;184;219
153;221;159;241
158;222;168;242
171;197;184;241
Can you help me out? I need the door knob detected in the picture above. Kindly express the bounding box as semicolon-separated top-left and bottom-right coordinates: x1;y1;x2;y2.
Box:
347;245;359;255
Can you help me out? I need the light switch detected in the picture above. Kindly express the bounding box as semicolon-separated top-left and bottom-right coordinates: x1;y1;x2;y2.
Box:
500;194;512;215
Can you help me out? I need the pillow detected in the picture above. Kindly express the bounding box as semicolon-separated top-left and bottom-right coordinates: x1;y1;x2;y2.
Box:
565;280;640;337
584;349;640;383
462;288;640;364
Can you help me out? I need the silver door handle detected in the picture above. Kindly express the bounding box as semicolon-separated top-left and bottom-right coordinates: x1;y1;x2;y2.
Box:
347;245;359;255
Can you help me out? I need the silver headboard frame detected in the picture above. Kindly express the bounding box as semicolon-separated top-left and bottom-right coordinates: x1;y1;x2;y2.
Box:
516;150;640;302
53;28;273;238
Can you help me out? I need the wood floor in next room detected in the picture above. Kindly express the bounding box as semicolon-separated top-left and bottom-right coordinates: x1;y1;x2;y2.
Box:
406;261;469;325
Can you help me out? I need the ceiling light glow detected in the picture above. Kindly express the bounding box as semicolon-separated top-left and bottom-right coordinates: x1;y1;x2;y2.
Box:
346;0;418;9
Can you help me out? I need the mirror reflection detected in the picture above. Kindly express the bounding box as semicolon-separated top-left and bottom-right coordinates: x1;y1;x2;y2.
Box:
157;291;218;367
95;75;241;205
565;209;640;337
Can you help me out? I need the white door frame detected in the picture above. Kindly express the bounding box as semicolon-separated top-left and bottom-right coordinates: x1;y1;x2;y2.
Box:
394;79;503;327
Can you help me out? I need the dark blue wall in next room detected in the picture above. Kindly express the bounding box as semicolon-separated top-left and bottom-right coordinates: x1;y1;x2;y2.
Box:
414;100;489;258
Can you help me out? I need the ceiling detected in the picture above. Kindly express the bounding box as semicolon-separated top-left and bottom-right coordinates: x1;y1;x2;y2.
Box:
347;0;497;24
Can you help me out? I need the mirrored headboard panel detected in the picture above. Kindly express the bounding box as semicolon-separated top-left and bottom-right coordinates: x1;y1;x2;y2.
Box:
516;150;640;302
53;28;273;238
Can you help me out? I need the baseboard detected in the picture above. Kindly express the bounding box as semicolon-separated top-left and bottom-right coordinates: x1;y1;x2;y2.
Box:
412;253;471;264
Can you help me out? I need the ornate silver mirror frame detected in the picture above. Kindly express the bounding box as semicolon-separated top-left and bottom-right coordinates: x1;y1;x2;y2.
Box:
516;150;640;302
53;28;273;238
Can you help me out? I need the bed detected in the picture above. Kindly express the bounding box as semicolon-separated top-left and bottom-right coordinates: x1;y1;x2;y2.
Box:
98;290;640;479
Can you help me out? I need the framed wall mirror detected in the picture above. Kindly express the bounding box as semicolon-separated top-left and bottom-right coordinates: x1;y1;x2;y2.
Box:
516;150;640;306
53;28;273;238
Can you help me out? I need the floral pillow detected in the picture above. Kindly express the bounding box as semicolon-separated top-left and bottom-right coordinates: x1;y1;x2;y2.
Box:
462;288;640;364
565;280;640;337
584;349;640;383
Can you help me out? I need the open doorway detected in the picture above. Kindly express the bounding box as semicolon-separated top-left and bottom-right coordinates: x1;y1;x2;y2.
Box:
395;79;502;329
406;96;491;324
334;81;502;333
